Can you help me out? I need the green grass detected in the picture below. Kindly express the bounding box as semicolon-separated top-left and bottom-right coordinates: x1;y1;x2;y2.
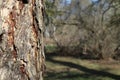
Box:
45;56;120;80
45;45;57;53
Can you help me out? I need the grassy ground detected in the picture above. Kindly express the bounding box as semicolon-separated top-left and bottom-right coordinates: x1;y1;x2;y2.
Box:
44;55;120;80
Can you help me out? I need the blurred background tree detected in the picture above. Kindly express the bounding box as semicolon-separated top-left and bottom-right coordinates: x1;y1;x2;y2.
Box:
44;1;120;80
44;0;120;60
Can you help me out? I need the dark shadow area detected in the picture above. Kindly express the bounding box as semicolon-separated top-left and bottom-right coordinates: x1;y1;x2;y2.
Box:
46;71;81;79
45;71;103;80
18;0;29;4
45;45;102;60
46;56;120;80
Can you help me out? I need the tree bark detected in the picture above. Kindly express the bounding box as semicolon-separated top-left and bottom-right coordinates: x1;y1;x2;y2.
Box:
0;0;45;80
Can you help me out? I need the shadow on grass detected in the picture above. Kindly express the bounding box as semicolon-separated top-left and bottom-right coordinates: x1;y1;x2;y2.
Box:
45;71;105;80
45;56;120;80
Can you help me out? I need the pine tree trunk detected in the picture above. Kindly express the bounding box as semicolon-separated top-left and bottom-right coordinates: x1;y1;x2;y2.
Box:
0;0;45;80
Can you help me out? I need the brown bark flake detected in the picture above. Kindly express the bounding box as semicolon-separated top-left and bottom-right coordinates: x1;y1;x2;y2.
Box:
7;11;17;60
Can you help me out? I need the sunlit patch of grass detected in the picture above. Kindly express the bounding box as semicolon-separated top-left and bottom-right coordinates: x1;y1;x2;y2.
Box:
45;56;120;80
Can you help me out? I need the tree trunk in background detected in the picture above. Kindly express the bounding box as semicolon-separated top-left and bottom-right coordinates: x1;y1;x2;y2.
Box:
0;0;45;80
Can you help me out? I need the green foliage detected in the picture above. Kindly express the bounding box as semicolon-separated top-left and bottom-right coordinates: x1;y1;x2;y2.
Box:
110;14;120;26
45;0;56;17
45;45;57;53
44;0;62;25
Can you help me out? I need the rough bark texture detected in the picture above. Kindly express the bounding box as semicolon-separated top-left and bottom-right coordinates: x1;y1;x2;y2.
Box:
0;0;45;80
